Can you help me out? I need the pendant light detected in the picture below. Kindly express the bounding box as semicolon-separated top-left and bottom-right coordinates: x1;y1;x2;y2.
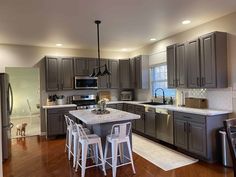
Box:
90;20;111;77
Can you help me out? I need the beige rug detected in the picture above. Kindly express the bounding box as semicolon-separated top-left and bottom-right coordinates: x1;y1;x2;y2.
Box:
132;134;198;171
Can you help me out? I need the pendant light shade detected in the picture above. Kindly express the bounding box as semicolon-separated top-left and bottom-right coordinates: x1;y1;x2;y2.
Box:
90;68;96;77
90;20;111;77
101;64;111;76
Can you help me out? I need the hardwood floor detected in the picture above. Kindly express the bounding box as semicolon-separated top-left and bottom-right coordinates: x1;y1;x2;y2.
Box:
3;136;234;177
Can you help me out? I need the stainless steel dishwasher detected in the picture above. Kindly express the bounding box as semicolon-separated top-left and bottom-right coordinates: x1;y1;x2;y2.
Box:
156;108;174;144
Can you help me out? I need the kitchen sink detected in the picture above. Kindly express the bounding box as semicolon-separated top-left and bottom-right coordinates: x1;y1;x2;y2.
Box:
141;102;166;105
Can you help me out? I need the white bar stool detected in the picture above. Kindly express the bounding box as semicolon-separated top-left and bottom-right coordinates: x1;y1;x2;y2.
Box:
64;115;90;166
104;122;136;177
75;123;106;177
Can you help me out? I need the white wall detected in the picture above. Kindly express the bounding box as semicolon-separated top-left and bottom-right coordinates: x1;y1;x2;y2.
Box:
0;44;129;72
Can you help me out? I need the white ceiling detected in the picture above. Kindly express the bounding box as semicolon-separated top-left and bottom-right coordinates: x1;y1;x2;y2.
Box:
0;0;236;51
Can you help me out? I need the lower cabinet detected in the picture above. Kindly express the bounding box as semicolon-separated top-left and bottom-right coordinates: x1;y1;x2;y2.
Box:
46;107;76;137
144;108;156;138
174;112;216;160
134;105;145;133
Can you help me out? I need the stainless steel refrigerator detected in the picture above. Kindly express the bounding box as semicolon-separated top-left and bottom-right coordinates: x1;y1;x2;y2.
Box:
0;73;13;161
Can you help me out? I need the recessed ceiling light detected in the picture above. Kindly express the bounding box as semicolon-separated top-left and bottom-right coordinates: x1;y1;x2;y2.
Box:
150;38;157;41
56;43;63;47
122;48;128;51
182;20;191;25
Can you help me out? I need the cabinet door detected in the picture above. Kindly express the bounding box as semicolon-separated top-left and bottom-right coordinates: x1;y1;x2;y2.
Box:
108;60;119;89
74;58;88;76
61;58;74;90
188;122;206;157
176;43;187;88
130;58;136;88
47;113;64;136
145;112;156;137
119;59;131;89
135;111;145;133
107;104;117;109
135;56;141;89
200;33;216;88
117;103;123;110
174;118;188;150
167;45;176;88
187;39;201;88
46;57;59;91
88;58;97;75
98;59;108;89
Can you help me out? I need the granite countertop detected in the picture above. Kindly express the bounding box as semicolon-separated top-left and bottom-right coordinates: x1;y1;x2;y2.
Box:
69;108;140;125
42;104;77;109
107;101;232;116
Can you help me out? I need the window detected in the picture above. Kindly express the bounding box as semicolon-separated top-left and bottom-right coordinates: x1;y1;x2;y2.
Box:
150;63;176;97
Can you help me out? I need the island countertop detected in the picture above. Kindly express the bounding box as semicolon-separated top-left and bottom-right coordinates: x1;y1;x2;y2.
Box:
69;108;140;125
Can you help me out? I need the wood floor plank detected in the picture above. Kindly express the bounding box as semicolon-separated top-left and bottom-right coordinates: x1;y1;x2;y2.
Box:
3;136;234;177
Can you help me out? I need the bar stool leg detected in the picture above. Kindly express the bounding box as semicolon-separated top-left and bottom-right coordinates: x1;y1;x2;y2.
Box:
104;140;108;166
112;141;118;177
81;143;88;177
126;139;136;174
98;141;107;176
75;143;81;172
73;135;78;168
68;131;72;160
65;130;68;152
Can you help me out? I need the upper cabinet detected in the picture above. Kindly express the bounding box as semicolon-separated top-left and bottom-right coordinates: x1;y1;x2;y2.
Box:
167;45;177;88
119;59;131;89
167;31;227;89
133;55;149;89
45;57;74;91
186;39;201;88
74;58;89;76
98;59;109;89
108;60;119;89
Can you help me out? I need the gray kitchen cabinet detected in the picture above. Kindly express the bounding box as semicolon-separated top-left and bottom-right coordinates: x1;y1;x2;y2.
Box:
74;58;89;76
186;39;201;88
167;45;177;88
134;105;145;133
45;57;60;91
200;32;227;88
173;111;227;162
188;121;206;157
125;104;136;129
130;58;136;88
174;118;188;150
117;103;123;110
119;59;131;89
46;107;76;137
134;55;149;89
144;107;156;137
108;60;119;89
107;104;117;109
176;43;187;88
61;58;74;90
98;59;109;89
45;57;74;91
88;58;97;75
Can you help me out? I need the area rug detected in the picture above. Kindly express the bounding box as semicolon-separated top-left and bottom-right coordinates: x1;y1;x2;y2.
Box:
132;134;198;171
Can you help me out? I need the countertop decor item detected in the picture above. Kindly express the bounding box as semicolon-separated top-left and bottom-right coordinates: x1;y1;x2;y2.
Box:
55;95;65;105
91;109;110;115
90;20;111;77
97;98;109;111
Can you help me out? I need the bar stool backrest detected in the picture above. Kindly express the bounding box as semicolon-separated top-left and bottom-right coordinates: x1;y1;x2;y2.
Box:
65;115;70;127
110;122;131;139
75;123;89;142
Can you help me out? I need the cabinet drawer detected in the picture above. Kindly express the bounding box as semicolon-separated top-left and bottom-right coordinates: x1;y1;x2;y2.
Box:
117;103;123;110
134;105;145;112
107;104;117;109
174;111;205;124
127;104;135;113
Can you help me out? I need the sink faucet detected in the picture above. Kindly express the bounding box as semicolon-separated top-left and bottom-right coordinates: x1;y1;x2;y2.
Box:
154;88;166;104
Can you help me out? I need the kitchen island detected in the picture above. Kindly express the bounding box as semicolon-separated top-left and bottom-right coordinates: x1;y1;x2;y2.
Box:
69;108;140;167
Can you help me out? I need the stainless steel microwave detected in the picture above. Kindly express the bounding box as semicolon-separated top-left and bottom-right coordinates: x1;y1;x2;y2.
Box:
74;76;98;89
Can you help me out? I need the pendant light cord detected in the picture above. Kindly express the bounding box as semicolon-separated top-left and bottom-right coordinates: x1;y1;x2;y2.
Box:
95;20;101;68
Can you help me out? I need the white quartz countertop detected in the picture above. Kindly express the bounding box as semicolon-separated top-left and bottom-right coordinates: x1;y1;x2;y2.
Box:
107;101;231;116
69;108;140;125
42;104;77;109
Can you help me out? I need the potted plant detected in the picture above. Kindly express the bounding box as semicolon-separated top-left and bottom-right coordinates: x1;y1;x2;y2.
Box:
56;95;65;105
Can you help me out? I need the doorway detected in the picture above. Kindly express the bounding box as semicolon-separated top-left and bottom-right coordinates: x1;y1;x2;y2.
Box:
5;67;40;138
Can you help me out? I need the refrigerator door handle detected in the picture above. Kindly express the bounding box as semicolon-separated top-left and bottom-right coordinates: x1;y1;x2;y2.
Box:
8;83;13;115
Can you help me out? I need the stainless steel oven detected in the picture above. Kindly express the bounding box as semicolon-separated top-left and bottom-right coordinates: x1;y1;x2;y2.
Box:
74;76;98;90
